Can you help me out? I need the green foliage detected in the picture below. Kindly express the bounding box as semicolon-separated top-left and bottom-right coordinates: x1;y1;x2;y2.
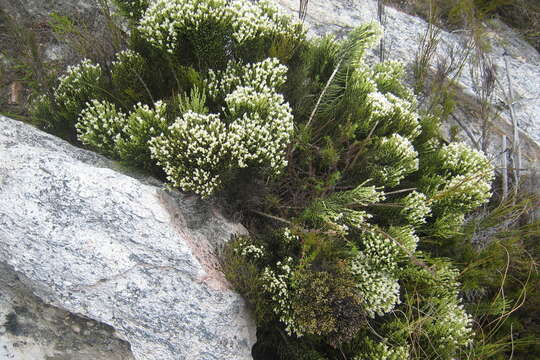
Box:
437;196;540;360
112;0;149;22
220;236;271;324
55;60;105;114
354;338;410;360
115;101;169;169
137;0;305;68
367;134;419;187
111;49;152;106
31;59;107;142
149;57;294;197
32;0;303;197
76;99;126;157
217;11;499;358
149;110;229;197
420;142;494;216
175;86;208;115
29;1;538;359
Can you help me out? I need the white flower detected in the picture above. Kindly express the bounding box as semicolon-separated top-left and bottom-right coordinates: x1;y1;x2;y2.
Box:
76;99;127;156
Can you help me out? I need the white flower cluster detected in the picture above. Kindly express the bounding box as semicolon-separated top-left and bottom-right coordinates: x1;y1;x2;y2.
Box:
350;226;418;317
400;191;432;226
371;60;415;98
436;142;494;211
370;134;419;187
207;58;288;98
55;59;103;111
213;58;293;173
234;237;265;260
282;228;300;244
151;58;293;197
347;66;378;98
226;85;293;172
261;257;303;336
330;209;372;235
359;231;402;271
388;225;419;255
350;257;401;318
76;99;127;156
138;0;303;55
367;91;420;139
435;300;474;349
354;339;410;360
149;111;228;198
150;87;293;196
111;49;146;83
440;142;492;176
373;60;405;84
442;174;493;210
229;0;304;44
116;101;168;166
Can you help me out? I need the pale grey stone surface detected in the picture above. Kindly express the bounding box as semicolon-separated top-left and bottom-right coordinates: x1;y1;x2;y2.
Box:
0;116;256;360
0;263;135;360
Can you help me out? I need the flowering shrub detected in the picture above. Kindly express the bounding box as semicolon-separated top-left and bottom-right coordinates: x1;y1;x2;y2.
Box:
354;338;410;360
400;191;432;226
349;226;418;317
150;111;228;198
431;300;474;350
31;0;501;358
55;59;104;114
399;261;475;357
31;58;106;140
138;0;303;63
425;142;495;214
116;101;169;168
261;257;299;336
220;15;494;359
207;58;288;97
366;91;421;139
351;258;401;317
234;237;265;260
439;142;491;176
225;86;293;171
368;134;419;187
39;0;297;198
151;57;294;197
76;99;126;157
372;60;415;100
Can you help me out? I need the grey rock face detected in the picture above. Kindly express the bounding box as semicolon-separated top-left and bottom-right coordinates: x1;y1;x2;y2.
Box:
0;263;135;360
0;116;256;360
